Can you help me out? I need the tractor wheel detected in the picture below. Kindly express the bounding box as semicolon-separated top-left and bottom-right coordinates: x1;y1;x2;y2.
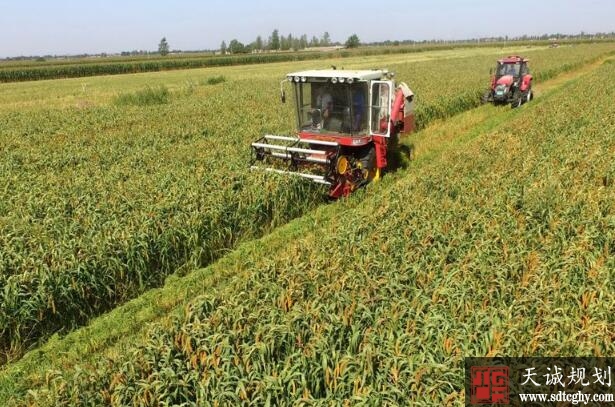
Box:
359;146;379;183
407;145;414;161
511;91;523;109
481;90;491;104
526;89;533;103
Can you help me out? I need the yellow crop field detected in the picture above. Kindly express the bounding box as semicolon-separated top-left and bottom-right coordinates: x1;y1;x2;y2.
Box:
0;43;614;406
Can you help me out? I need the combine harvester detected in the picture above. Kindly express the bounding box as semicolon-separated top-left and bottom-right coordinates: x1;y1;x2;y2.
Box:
251;69;416;198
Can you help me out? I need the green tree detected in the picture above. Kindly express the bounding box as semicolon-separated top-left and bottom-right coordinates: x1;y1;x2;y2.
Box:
255;35;263;51
300;34;308;49
220;40;227;54
158;37;169;56
269;29;280;50
228;39;246;54
292;37;301;51
281;34;293;51
345;34;360;48
322;31;331;46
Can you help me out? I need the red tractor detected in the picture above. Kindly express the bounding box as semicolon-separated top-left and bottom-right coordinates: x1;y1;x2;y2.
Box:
482;55;533;108
251;69;416;199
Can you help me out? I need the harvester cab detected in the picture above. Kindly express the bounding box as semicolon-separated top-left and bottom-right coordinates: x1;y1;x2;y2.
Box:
482;55;533;108
251;69;416;199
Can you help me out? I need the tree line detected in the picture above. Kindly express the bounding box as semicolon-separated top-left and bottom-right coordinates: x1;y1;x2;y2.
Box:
5;29;613;62
219;30;360;54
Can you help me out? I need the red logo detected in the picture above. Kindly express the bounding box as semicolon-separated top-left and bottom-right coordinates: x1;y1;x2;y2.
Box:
470;366;510;404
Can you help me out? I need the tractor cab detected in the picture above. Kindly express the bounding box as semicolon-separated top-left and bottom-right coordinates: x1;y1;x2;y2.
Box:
251;69;416;198
494;56;530;80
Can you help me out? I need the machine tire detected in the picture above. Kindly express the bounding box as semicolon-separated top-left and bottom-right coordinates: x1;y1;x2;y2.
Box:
408;145;415;161
511;91;523;109
359;146;379;182
526;89;533;103
481;90;492;104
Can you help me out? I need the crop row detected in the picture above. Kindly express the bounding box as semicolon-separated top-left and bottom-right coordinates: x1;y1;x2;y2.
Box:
17;56;615;407
0;45;461;83
2;40;612;83
0;44;612;364
0;53;324;82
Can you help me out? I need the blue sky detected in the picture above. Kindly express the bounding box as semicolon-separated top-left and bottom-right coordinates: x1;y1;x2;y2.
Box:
1;0;614;57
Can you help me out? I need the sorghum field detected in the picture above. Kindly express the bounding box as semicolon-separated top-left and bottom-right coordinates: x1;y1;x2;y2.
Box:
0;43;614;405
1;40;597;83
